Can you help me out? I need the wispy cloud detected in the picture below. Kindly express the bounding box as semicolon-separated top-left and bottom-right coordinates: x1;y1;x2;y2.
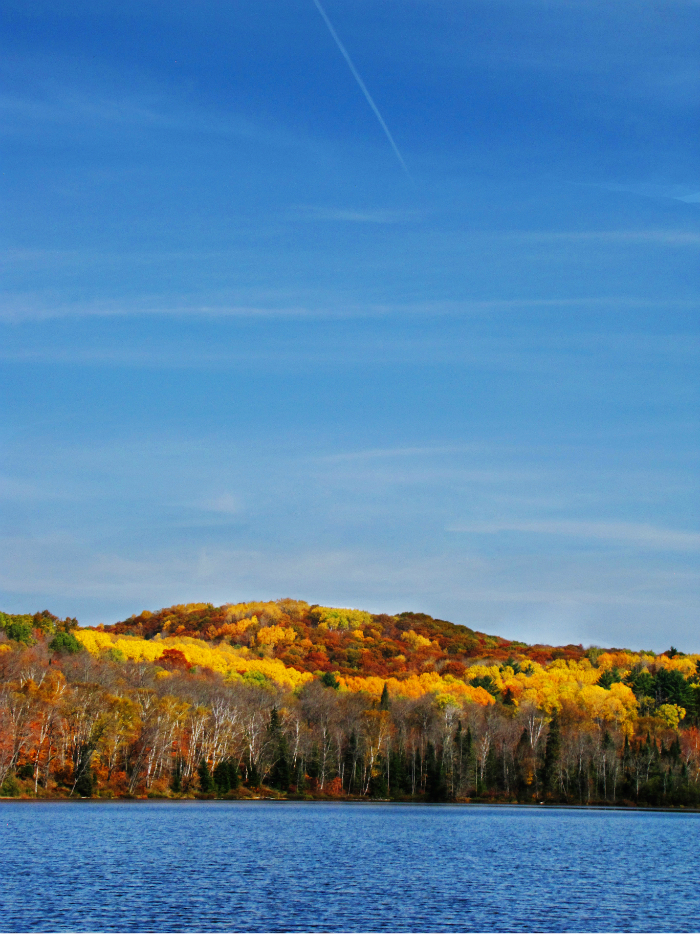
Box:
318;444;484;464
587;182;700;206
199;493;244;516
500;230;700;246
0;475;59;503
0;83;320;155
447;520;700;552
1;288;695;325
293;205;422;224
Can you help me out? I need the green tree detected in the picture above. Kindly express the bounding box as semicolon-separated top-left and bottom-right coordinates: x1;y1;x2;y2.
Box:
463;726;476;794
228;759;241;790
413;747;422;795
0;774;21;797
247;756;261;788
624;666;656;707
688;685;700;726
598;667;622;690
469;675;500;698
71;742;96;797
541;714;561;794
197;759;214;793
425;742;448;801
268;706;282;737
320;671;339;689
213;760;230;795
5;620;34;645
267;707;291;791
389;747;408;797
214;758;240;795
515;727;532;796
49;631;83;654
655;668;693;707
485;743;500;792
379;683;391;710
343;731;359;794
74;769;95;797
170;756;183;793
453;721;464;792
270;737;291;791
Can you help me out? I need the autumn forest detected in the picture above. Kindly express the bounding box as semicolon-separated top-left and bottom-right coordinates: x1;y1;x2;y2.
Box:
1;600;698;806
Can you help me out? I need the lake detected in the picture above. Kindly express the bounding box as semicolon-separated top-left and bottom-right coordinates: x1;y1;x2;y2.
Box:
1;801;697;932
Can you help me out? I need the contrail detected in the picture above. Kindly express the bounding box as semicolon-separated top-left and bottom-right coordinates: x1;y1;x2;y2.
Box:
311;0;411;180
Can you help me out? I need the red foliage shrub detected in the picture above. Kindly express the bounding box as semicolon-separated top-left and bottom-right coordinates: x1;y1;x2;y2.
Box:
159;648;189;669
442;660;467;679
324;776;344;797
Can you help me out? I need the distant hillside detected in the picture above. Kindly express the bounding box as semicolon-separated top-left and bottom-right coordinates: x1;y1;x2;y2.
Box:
104;598;595;678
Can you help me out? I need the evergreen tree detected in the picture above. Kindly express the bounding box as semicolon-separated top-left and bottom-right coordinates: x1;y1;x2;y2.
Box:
267;706;291;791
454;720;464;793
425;742;448;801
389;747;407;798
464;727;476;795
655;668;693;707
73;744;95;797
74;768;94;797
343;731;358;794
688;683;700;727
213;760;229;795
268;706;283;739
379;683;391;710
198;759;214;793
541;714;561;794
515;727;530;795
485;743;499;792
270;735;291;791
402;749;413;794
247;756;260;788
214;759;239;795
598;667;622;690
413;748;422;796
170;756;183;793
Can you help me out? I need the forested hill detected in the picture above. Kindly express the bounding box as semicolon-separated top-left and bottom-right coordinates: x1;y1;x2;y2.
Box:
0;601;699;806
104;599;592;675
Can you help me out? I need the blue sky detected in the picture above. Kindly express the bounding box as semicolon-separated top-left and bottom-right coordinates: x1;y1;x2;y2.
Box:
1;0;698;650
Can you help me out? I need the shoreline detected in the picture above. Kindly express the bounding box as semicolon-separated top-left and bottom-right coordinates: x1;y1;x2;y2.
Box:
2;795;699;813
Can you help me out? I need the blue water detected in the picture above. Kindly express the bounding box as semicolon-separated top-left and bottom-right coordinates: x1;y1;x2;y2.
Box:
1;801;697;932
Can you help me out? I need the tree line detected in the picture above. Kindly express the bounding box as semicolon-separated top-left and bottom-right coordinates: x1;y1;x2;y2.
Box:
1;615;698;807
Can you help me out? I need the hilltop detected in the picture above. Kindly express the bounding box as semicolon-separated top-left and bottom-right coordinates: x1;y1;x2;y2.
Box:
104;598;593;674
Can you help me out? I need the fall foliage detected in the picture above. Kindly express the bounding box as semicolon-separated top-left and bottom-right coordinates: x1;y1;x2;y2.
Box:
0;602;698;805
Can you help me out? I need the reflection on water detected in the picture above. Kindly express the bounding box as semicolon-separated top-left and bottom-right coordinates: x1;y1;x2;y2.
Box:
1;801;697;933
